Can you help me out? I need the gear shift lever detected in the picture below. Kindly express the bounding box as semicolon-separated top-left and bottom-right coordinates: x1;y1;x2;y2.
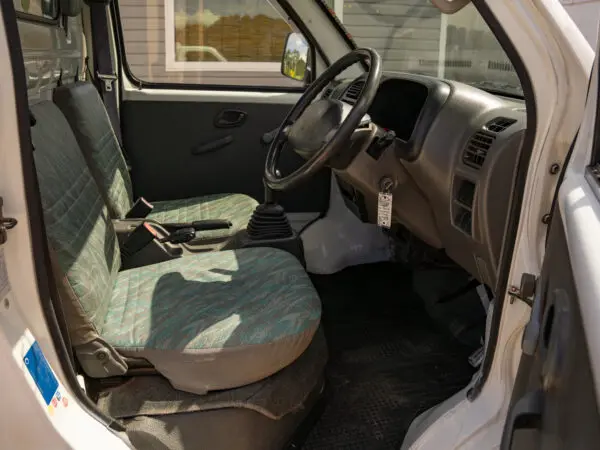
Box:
264;180;275;204
246;177;293;240
242;175;304;265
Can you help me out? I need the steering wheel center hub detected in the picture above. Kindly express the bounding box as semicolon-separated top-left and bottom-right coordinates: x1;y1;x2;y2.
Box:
288;99;343;153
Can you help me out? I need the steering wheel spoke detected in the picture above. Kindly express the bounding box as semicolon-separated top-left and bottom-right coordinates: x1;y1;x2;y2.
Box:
265;48;382;191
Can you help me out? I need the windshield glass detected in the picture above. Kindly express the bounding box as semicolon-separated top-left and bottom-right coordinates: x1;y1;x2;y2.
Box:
323;0;522;97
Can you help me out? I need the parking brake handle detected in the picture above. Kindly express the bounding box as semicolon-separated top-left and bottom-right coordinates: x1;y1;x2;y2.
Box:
162;219;233;232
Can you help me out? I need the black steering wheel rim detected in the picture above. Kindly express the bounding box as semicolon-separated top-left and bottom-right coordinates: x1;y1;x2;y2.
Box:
265;48;382;191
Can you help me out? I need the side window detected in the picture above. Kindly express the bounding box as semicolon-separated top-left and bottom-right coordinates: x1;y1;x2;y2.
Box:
13;0;58;19
118;0;306;88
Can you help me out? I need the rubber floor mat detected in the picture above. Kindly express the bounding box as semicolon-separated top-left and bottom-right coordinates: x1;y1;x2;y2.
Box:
303;263;477;450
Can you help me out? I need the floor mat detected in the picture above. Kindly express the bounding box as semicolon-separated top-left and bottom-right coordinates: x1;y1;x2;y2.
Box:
303;263;477;450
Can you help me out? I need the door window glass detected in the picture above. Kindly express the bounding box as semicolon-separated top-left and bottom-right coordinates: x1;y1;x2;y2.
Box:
14;0;58;19
119;0;305;88
331;1;522;97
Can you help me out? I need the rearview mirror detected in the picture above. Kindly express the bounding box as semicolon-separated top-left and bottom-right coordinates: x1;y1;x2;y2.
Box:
281;32;310;82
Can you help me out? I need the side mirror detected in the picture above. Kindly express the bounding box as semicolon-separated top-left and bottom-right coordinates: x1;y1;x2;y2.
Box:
281;32;310;82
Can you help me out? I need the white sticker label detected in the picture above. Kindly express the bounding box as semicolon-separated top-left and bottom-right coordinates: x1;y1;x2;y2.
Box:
377;192;393;229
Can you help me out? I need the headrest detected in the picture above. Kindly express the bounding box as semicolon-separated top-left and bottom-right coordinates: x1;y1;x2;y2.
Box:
60;0;82;17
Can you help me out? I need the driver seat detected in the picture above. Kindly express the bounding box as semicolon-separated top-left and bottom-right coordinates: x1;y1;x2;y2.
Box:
53;82;258;247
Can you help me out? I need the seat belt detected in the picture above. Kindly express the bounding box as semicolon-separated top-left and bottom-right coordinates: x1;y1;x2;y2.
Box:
88;1;123;148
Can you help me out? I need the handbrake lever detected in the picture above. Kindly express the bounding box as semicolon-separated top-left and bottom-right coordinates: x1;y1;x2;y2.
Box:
163;219;233;232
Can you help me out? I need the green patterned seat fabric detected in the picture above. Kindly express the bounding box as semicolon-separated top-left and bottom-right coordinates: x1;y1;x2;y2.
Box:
103;247;321;394
148;193;258;241
53;82;257;242
53;82;134;218
31;101;321;394
31;101;122;345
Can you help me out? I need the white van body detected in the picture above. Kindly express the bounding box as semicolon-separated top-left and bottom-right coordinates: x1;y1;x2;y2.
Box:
0;1;598;449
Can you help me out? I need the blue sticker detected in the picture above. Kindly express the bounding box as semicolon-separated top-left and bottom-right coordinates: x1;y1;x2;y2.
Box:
23;342;58;405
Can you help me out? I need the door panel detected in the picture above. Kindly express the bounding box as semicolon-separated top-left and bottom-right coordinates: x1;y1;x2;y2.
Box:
121;99;331;213
501;211;600;450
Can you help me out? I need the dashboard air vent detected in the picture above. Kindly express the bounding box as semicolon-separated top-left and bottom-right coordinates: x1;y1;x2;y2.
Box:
463;131;495;169
322;86;334;99
343;80;365;104
485;117;517;133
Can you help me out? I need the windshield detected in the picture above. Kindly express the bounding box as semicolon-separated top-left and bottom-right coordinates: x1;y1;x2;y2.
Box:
323;0;522;97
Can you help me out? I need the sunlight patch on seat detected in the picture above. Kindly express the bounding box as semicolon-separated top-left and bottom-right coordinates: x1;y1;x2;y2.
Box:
190;314;242;349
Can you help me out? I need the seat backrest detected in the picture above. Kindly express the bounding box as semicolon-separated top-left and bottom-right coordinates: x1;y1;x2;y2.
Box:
53;82;133;218
30;101;122;346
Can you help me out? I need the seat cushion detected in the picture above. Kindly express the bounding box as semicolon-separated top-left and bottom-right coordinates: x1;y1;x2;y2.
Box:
102;247;321;394
147;193;258;242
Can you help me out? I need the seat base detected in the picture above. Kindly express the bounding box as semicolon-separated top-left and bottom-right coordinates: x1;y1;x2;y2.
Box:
96;329;328;450
122;378;325;450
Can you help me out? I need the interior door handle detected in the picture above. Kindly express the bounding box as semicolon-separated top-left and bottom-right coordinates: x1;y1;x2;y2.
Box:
500;389;543;450
214;109;247;128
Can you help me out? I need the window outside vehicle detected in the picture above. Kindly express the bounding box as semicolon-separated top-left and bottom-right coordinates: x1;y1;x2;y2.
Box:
120;0;520;96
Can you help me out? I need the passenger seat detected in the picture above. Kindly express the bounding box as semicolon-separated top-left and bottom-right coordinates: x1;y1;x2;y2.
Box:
30;101;325;449
53;82;258;247
32;98;322;387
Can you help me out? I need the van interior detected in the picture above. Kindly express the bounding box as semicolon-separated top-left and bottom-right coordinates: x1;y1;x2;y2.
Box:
12;1;526;449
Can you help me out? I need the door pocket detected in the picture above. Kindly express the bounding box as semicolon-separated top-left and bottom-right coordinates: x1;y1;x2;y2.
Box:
541;289;571;389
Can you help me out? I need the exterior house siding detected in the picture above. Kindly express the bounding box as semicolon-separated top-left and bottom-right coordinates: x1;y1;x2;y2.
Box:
342;0;518;86
342;1;441;76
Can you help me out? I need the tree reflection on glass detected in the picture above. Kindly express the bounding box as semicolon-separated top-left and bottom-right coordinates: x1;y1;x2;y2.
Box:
282;33;309;81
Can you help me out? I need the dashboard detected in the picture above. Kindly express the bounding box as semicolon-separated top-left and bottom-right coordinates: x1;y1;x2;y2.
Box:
324;73;527;287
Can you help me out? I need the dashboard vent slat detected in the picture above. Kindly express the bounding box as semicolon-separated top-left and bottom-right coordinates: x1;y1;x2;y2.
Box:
342;79;365;104
322;86;334;99
462;116;517;170
463;131;495;169
485;117;517;133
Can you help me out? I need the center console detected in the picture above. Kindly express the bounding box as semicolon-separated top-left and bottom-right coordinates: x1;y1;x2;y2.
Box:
114;194;306;270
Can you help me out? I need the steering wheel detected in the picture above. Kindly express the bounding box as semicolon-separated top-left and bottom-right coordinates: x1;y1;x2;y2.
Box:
265;48;382;191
